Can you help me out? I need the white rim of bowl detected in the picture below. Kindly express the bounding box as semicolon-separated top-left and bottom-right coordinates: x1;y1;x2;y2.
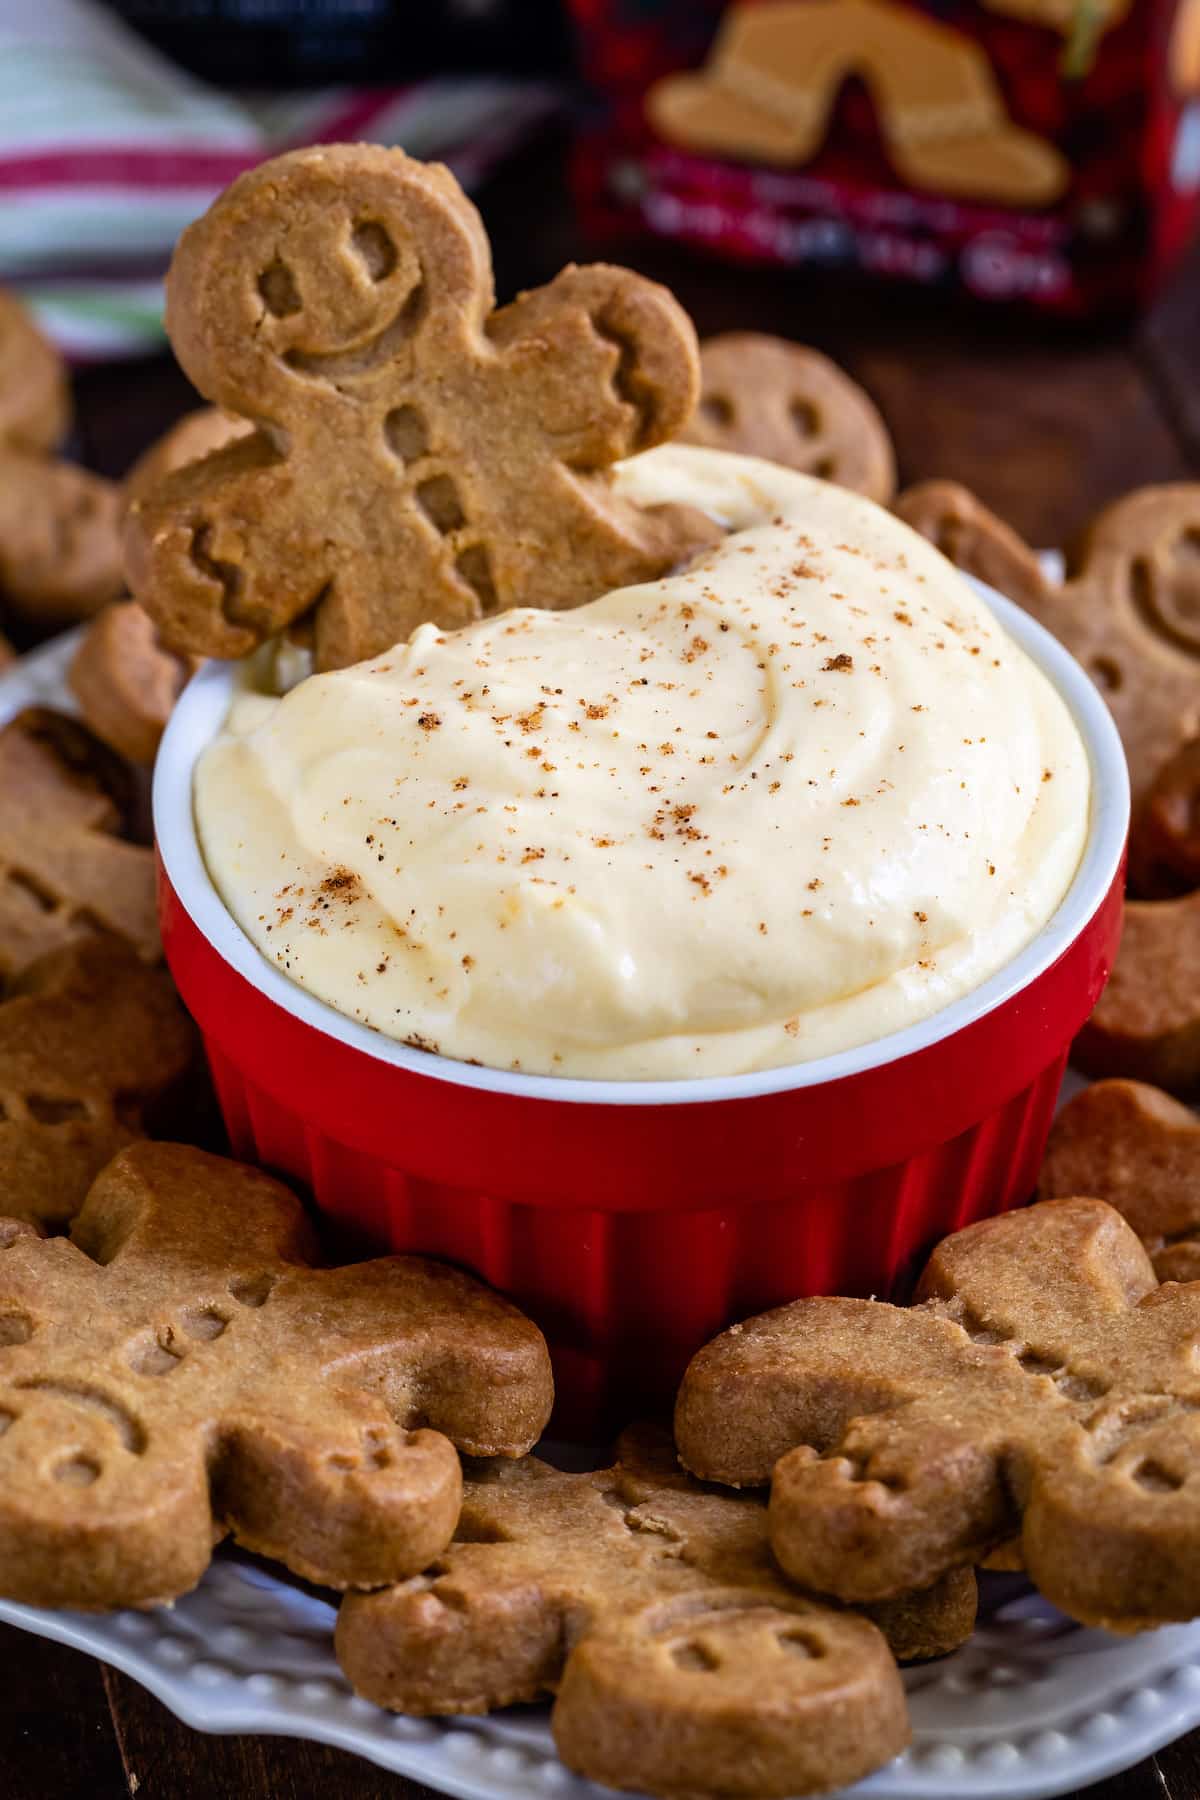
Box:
154;578;1130;1109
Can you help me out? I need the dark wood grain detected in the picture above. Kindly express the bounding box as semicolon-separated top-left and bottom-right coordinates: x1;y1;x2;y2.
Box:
9;129;1200;1799
0;1623;128;1800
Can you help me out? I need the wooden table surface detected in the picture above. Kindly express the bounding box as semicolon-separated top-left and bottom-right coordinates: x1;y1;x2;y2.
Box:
4;129;1200;1799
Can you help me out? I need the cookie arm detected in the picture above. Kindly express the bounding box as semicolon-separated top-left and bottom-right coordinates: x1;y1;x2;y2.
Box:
893;480;1047;611
487;262;700;463
674;1294;955;1486
336;1542;567;1713
300;1258;553;1459
123;432;312;660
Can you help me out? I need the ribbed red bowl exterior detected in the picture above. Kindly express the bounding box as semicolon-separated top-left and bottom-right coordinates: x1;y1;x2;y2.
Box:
160;860;1124;1434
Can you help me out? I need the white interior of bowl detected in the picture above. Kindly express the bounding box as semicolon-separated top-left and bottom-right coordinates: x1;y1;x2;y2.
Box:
154;577;1130;1108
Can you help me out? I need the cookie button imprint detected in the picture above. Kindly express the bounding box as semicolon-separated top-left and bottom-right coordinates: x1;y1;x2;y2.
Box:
195;445;1090;1080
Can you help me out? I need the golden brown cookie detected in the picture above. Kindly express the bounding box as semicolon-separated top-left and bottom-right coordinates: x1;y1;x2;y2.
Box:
1073;889;1200;1095
69;600;197;765
121;406;252;518
679;333;896;502
677;1197;1200;1632
0;937;196;1231
896;479;1200;807
0;708;157;976
1039;1080;1200;1282
337;1425;969;1799
1128;736;1200;899
0;1139;553;1609
0;286;70;456
0;452;124;628
125;145;711;673
647;0;1067;204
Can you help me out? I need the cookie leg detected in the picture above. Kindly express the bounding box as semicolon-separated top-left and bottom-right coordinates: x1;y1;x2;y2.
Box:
646;0;868;167
865;8;1069;205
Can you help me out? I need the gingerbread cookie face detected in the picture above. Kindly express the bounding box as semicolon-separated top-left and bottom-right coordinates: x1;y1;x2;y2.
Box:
647;0;1067;205
0;709;157;976
0;938;196;1231
69;601;198;766
1039;1080;1200;1282
0;287;69;457
895;479;1200;806
679;333;896;503
0;1140;553;1608
337;1425;971;1799
125;145;708;673
1073;889;1200;1096
678;1198;1200;1631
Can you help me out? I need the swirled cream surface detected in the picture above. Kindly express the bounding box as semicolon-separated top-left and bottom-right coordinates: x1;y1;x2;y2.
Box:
195;446;1090;1079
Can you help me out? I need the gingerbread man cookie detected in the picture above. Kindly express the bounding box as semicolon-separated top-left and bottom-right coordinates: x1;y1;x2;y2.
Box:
1039;1080;1200;1282
896;478;1200;807
0;708;157;977
0;1140;553;1608
125;145;711;673
679;333;897;502
338;1425;974;1800
648;0;1068;205
0;288;123;631
0;938;196;1231
678;1198;1200;1631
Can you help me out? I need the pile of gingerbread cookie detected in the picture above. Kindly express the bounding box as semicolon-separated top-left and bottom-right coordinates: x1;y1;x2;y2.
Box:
2;141;1200;1798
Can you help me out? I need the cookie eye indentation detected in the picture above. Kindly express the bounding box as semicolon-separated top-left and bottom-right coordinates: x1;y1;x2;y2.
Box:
418;476;465;535
258;260;302;319
0;1311;32;1346
259;261;302;316
0;1408;13;1435
790;398;819;438
228;1271;276;1308
670;1639;720;1672
777;1627;825;1658
384;405;429;464
1132;1457;1185;1493
456;545;498;613
25;1095;88;1125
352;220;398;283
54;1454;100;1487
700;393;733;428
1090;655;1124;692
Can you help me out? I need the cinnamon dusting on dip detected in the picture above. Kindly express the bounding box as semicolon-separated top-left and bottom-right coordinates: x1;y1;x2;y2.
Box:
195;446;1089;1080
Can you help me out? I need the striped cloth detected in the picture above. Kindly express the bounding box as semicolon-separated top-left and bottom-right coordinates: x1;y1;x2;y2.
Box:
1;0;560;360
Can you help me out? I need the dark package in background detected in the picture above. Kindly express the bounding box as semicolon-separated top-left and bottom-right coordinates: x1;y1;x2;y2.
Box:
102;0;571;85
569;0;1200;316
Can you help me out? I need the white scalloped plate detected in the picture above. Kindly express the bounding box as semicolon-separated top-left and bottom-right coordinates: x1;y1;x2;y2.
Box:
5;629;1200;1800
4;1561;1200;1800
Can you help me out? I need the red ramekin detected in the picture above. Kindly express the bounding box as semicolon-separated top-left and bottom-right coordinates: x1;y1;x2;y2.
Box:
155;579;1129;1432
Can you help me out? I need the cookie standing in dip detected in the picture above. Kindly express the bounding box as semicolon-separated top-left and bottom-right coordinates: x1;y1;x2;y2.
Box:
194;447;1089;1081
